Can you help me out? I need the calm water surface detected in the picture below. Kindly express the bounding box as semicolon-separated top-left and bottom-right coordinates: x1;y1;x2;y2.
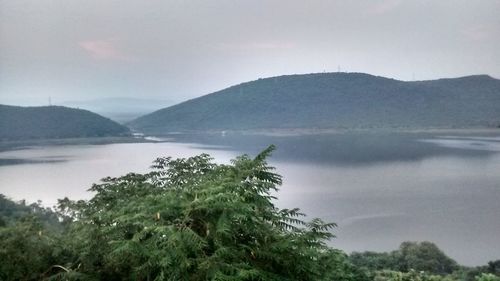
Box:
1;132;499;266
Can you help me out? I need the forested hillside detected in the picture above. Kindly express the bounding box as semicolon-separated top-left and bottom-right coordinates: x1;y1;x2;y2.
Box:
0;105;130;140
129;73;500;133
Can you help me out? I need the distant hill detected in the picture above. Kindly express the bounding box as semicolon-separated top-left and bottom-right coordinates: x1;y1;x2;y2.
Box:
62;97;176;123
0;105;130;140
129;73;500;133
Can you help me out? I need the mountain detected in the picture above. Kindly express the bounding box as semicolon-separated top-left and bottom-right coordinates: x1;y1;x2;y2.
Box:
61;97;176;123
129;73;500;133
0;105;130;140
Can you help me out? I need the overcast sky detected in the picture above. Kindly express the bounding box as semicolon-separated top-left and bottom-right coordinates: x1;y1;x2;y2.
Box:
1;0;499;106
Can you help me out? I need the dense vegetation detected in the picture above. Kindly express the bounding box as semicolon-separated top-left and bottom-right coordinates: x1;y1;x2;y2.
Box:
0;105;130;140
0;195;60;228
129;73;500;133
349;245;500;281
0;147;498;280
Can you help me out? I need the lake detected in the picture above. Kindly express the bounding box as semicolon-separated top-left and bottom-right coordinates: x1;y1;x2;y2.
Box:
1;131;499;266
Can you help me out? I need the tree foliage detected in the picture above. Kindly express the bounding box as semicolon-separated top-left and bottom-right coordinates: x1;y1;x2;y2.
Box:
0;216;60;280
53;145;349;280
350;241;458;276
396;242;458;274
0;147;499;280
475;273;500;281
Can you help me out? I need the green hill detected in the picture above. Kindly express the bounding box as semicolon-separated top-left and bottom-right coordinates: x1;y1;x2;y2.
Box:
0;105;130;140
129;73;500;133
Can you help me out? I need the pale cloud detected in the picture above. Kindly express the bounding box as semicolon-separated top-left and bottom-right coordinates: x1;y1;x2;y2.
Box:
214;41;296;52
365;0;401;15
79;39;133;61
461;25;494;42
341;212;408;226
2;0;500;104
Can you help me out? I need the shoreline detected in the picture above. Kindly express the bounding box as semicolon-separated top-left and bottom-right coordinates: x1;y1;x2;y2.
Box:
147;127;500;137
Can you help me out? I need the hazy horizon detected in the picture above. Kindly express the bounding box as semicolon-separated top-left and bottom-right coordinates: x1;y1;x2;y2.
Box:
1;0;500;106
1;71;498;108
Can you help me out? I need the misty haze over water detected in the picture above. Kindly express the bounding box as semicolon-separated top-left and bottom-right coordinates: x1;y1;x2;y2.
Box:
1;132;499;266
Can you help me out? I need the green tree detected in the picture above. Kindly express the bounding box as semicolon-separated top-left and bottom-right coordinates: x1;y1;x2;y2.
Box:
55;146;350;280
487;261;500;275
0;215;60;280
349;242;462;279
396;242;458;275
350;251;397;271
476;273;500;281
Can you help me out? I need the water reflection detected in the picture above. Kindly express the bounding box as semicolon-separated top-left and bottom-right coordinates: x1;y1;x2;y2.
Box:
0;132;499;266
168;132;498;165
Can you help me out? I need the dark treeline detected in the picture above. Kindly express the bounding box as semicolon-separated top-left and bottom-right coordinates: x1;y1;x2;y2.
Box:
348;243;500;281
0;147;498;281
0;105;130;140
